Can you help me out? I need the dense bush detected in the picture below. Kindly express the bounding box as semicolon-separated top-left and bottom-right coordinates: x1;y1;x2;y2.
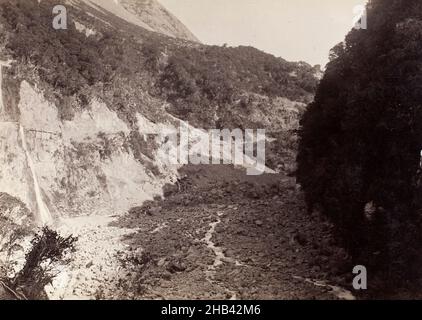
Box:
157;45;318;126
297;0;422;287
0;0;318;128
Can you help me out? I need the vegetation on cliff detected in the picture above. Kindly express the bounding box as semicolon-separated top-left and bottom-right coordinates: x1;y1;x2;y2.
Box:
298;0;422;289
0;0;318;130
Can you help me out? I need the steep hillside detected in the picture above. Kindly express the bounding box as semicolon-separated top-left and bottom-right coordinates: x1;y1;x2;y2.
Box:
0;0;319;170
119;0;199;42
77;0;153;31
74;0;198;42
73;0;198;42
298;0;422;291
0;0;320;299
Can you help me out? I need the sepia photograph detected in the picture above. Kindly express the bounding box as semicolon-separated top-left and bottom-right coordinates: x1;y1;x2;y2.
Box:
0;0;420;307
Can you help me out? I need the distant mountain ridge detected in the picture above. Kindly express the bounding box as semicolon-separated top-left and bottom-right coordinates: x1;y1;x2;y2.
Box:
120;0;199;42
77;0;199;42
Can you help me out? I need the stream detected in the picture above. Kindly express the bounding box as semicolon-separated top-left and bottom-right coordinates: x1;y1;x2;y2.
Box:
19;125;53;225
202;212;241;300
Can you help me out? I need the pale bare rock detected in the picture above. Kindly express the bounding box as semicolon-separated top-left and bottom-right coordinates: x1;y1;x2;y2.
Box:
120;0;199;42
78;0;199;42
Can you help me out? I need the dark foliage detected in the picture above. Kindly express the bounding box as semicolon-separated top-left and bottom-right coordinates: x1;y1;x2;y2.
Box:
11;227;77;299
297;0;422;288
0;0;318;128
157;45;318;124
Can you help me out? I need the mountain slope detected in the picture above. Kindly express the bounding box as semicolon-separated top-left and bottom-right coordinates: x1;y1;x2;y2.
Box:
77;0;153;31
0;0;321;299
120;0;199;42
76;0;199;42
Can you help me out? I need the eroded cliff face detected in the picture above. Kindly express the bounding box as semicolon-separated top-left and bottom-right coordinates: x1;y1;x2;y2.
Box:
0;72;177;224
0;66;184;298
0;71;267;225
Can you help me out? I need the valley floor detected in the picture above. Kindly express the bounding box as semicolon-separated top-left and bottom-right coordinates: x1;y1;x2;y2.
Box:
46;165;355;300
109;165;354;300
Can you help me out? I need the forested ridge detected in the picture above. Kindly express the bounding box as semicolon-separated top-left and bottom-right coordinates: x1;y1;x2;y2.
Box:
0;0;319;129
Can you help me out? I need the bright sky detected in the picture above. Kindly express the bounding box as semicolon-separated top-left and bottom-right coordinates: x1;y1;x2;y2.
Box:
159;0;368;66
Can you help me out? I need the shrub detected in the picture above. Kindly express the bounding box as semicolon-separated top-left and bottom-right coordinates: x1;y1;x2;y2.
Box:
10;227;77;299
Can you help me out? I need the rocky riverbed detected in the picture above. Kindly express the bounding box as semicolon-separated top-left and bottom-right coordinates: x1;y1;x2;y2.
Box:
111;165;355;300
